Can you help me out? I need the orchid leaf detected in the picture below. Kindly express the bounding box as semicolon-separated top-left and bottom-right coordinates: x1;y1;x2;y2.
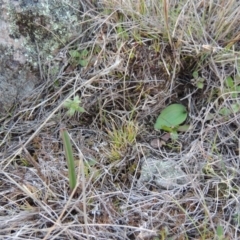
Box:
154;104;188;130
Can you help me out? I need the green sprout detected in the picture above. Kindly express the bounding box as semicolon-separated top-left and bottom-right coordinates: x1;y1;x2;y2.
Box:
63;95;85;116
61;128;77;191
224;76;240;98
192;71;205;89
218;76;240;116
69;49;89;67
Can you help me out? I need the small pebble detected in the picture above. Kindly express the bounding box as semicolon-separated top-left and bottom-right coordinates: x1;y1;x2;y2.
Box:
150;138;164;148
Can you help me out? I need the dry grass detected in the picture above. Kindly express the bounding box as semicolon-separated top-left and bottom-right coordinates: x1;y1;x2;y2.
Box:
0;0;240;239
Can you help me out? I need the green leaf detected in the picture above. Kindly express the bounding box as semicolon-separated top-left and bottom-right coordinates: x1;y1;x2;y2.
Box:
225;76;234;88
73;95;81;103
177;124;190;132
216;225;224;239
196;80;204;89
196;78;204;89
80;49;89;58
219;104;240;116
231;103;240;113
79;59;88;67
69;49;89;67
78;107;85;112
154;104;188;130
67;108;75;116
192;71;198;79
232;85;240;97
69;50;81;59
61;128;77;191
219;107;231;116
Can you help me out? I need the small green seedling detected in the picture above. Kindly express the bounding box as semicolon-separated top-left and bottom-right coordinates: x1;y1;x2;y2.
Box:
219;76;240;116
219;103;240;116
69;49;89;67
224;76;240;98
216;225;228;240
63;95;85;116
192;71;205;89
154;103;189;140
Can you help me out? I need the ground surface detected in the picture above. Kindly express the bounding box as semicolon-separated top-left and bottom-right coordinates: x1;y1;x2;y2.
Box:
0;1;240;239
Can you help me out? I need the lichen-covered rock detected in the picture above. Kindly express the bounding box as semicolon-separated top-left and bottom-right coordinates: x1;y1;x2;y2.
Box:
138;157;189;190
0;0;84;116
0;51;38;114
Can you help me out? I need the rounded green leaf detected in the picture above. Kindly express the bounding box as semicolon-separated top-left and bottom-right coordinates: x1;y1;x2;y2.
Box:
154;104;188;130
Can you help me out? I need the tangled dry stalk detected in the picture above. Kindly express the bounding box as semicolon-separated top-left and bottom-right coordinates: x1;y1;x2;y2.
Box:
0;0;240;239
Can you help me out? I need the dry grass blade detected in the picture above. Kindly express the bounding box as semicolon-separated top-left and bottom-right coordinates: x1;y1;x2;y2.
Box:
163;0;172;48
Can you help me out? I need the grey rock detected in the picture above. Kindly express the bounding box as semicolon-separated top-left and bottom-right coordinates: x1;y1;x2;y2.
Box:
0;0;84;116
138;157;189;189
0;78;17;113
